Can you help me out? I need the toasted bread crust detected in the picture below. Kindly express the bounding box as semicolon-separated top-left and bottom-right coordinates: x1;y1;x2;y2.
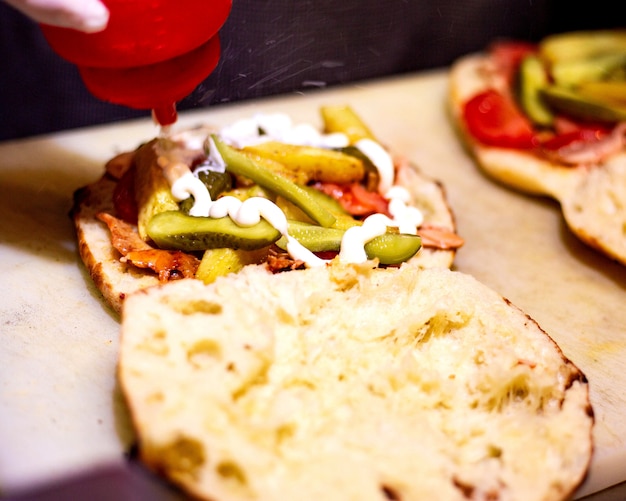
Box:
71;176;160;314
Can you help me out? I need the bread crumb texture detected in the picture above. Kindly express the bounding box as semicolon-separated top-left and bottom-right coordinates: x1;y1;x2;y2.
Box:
119;263;592;501
562;154;626;263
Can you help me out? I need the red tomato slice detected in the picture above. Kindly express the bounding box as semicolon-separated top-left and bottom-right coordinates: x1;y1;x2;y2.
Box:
463;89;538;149
348;183;389;215
314;182;389;217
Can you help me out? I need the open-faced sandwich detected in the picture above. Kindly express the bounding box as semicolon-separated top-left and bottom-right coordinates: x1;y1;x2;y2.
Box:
118;261;594;501
448;30;626;265
72;105;463;314
73;102;593;500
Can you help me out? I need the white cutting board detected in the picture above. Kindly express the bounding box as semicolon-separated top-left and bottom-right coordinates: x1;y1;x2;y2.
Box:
1;69;625;498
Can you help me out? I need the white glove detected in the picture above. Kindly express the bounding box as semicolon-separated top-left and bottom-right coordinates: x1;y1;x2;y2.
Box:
4;0;109;32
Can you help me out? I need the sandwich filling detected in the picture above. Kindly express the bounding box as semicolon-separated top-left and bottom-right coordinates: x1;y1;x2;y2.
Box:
165;113;425;267
97;106;463;286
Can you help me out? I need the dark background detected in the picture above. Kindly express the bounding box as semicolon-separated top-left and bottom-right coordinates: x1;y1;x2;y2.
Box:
0;0;622;140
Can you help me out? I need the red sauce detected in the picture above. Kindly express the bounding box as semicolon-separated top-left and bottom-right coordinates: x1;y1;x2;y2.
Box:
153;104;178;127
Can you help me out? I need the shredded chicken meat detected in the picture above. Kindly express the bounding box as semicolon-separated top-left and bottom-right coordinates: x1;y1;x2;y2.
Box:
97;212;200;281
418;224;465;250
266;248;306;273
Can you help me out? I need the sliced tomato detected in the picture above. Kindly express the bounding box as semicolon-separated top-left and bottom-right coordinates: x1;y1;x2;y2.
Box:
348;183;389;215
463;89;538;149
313;182;389;217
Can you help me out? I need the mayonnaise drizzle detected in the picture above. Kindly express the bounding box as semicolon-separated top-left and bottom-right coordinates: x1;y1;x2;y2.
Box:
354;138;394;195
220;113;350;149
169;113;424;267
171;173;212;217
209;196;286;230
339;214;388;263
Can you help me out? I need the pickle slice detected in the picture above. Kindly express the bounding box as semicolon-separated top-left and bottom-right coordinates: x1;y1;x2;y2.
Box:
320;105;376;143
147;210;281;252
242;141;365;185
278;221;422;265
551;53;626;87
196;247;270;284
540;85;626;123
576;80;626;106
364;232;422;265
179;169;233;214
518;55;554;126
540;30;626;64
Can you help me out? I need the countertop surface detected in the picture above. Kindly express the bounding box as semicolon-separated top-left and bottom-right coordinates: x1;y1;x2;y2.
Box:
1;69;625;500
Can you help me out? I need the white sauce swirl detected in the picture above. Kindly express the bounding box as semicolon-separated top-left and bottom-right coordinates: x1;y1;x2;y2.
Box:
355;138;394;195
171;173;212;217
339;214;389;264
220;113;350;149
209;196;287;233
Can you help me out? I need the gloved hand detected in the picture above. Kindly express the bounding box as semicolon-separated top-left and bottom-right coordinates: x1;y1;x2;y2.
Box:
4;0;109;32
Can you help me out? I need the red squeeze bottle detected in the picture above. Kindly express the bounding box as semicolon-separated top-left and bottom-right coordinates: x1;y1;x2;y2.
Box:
39;0;232;127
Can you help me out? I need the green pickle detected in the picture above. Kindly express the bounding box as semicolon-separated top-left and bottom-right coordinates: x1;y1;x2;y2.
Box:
211;136;337;228
517;55;554;127
242;141;365;185
196;247;270;284
148;212;421;265
320;105;376;142
279;221;422;265
539;30;626;64
550;53;626;87
532;29;626;123
179;169;233;214
147;210;281;252
540;86;626;123
364;233;422;265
